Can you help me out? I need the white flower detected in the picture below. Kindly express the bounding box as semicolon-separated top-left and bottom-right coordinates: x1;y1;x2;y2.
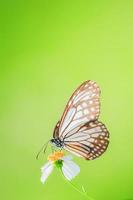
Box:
41;151;80;184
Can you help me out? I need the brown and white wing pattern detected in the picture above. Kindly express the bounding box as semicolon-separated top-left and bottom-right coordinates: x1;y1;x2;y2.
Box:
64;121;109;160
57;80;101;140
53;121;60;138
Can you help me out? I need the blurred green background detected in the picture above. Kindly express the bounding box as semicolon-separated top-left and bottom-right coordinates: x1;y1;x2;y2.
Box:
1;0;133;200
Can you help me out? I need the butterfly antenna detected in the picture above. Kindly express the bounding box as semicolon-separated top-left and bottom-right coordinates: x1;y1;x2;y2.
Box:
36;140;50;160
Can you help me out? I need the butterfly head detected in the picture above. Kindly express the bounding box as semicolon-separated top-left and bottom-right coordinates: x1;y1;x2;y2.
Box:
50;138;64;148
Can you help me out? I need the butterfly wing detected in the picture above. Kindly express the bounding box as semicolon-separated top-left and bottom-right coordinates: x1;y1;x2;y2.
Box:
63;121;109;160
55;80;101;140
53;121;60;138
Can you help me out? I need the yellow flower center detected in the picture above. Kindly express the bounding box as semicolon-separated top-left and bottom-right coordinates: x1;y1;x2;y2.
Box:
48;151;64;162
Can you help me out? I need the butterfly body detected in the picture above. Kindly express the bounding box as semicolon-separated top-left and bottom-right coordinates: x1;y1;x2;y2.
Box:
50;138;64;148
51;80;109;160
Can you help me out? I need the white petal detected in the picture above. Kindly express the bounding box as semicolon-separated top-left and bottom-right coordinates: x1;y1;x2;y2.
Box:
41;161;54;184
62;160;80;181
62;155;73;161
41;161;52;172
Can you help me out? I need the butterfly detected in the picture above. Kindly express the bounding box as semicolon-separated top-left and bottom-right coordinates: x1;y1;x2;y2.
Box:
49;80;109;160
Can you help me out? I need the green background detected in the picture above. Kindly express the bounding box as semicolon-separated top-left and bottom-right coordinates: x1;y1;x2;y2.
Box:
1;1;133;200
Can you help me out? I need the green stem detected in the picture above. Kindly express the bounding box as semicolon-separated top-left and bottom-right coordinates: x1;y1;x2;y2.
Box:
60;169;95;200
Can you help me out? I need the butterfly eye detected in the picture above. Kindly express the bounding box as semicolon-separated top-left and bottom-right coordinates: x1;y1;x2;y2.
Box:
50;139;55;143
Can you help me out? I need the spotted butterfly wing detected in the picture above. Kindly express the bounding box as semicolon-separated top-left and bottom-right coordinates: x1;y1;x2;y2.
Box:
64;121;109;160
53;80;109;160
